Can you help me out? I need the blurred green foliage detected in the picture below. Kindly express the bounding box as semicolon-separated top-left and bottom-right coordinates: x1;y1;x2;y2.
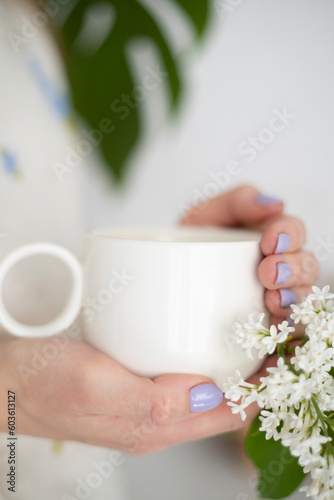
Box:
59;0;210;181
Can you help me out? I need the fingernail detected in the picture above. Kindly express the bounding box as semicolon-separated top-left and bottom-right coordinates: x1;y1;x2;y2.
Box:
189;383;223;412
275;233;291;254
255;194;283;206
275;263;291;285
287;317;294;327
280;289;297;307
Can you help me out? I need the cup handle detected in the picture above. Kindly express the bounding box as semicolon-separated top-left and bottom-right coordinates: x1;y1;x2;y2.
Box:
0;243;83;338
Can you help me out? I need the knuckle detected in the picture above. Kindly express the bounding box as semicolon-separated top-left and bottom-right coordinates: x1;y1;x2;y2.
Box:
149;394;174;426
271;215;306;247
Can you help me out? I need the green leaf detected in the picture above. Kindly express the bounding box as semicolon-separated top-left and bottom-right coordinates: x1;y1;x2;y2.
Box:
172;0;210;36
245;414;306;499
58;0;210;181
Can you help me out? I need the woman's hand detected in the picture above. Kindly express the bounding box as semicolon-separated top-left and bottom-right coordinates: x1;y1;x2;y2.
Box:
0;185;318;454
0;336;257;455
181;185;318;322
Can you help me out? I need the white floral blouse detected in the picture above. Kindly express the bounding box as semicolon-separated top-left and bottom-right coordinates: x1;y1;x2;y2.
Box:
0;1;127;499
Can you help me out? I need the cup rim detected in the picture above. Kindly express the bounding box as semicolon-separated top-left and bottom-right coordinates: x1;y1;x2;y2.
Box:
85;226;262;244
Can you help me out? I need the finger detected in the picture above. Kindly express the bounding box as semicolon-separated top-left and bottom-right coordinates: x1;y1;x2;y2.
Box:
67;357;276;454
50;400;256;454
181;185;283;227
265;286;312;317
258;251;319;290
124;399;260;454
120;357;279;454
73;349;223;424
258;215;307;256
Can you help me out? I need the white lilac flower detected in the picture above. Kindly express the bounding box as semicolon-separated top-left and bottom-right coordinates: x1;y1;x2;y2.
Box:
233;313;270;359
227;401;247;421
225;370;245;389
222;371;256;402
243;312;267;332
291;299;317;325
321;321;334;346
255;344;270;359
306;314;327;338
300;481;321;498
291;374;317;403
261;324;289;355
259;410;281;440
300;434;331;456
292;345;317;374
278;320;295;337
266;356;291;376
309;285;334;304
280;428;311;452
316;346;334;372
244;388;266;409
232;322;259;359
225;286;334;499
293;342;334;375
324;301;334;315
286;409;309;432
301;456;334;498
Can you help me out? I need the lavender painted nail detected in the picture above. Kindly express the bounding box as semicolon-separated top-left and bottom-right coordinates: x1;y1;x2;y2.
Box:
275;263;292;285
189;383;223;412
275;233;291;254
255;194;283;206
280;289;297;307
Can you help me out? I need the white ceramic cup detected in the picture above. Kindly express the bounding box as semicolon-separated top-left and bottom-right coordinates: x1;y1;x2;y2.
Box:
0;243;82;337
82;226;265;388
0;227;265;388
